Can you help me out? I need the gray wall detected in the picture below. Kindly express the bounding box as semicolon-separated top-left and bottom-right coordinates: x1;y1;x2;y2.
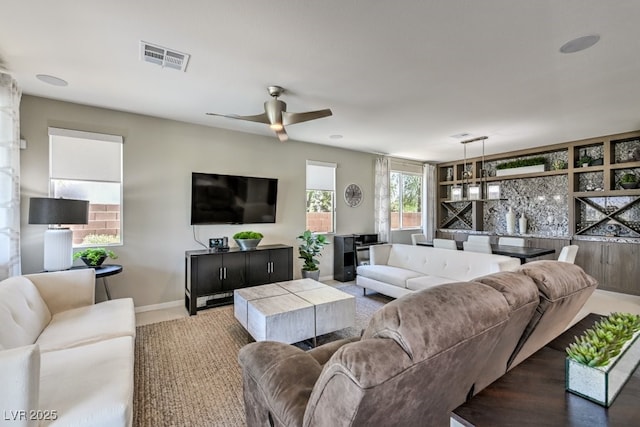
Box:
20;95;377;308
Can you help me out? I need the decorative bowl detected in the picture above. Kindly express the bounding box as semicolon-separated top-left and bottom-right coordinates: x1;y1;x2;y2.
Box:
234;238;262;250
81;256;107;267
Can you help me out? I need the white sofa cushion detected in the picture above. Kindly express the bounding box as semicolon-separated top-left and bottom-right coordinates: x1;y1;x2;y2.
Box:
356;265;423;288
0;344;40;426
36;298;135;352
39;336;134;427
0;277;51;350
25;270;95;315
385;244;520;280
406;275;457;291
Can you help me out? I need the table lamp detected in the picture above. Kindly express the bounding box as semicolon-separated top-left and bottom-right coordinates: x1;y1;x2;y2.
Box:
28;197;89;271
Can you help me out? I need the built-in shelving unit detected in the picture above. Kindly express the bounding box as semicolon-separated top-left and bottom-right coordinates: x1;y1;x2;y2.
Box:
436;130;640;296
437;130;640;238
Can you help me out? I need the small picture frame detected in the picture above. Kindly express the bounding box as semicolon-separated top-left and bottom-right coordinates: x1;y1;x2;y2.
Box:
468;185;481;200
487;184;501;200
451;186;463;201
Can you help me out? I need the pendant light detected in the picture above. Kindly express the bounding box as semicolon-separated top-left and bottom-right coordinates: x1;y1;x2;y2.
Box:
460;136;488;200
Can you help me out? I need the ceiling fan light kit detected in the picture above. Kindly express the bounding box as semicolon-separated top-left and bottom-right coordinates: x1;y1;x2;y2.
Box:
207;85;332;142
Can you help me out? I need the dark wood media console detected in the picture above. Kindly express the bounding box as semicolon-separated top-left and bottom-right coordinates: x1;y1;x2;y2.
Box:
185;244;293;315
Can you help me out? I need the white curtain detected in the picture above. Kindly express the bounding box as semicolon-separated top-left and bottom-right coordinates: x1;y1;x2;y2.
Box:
374;157;391;243
423;163;437;242
0;73;21;279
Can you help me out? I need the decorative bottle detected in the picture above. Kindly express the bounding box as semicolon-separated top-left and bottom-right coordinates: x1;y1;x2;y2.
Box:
506;207;516;235
519;214;527;235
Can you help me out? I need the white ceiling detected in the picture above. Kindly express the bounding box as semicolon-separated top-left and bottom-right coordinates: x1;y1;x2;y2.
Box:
2;1;640;162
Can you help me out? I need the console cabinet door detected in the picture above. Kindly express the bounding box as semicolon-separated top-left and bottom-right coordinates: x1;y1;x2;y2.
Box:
573;241;640;295
573;240;605;286
221;252;247;291
601;243;640;295
193;254;223;295
247;247;293;285
269;247;293;282
247;251;271;285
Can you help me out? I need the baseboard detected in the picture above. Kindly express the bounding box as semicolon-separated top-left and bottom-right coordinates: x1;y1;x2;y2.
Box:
135;299;183;313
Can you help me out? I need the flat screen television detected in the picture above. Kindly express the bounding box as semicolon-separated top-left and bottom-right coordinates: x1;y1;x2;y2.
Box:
190;172;278;224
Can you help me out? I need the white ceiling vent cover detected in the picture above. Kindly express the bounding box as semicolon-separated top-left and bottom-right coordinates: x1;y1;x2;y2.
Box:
140;41;190;72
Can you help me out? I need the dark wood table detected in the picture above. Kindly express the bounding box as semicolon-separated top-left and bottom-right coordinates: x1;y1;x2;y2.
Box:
417;241;555;263
489;244;555;263
451;314;640;427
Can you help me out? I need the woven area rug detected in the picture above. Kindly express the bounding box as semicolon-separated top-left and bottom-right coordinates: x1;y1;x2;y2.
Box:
133;285;391;427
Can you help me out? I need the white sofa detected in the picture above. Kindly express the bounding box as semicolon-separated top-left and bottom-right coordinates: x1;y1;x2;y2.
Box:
0;269;136;427
356;244;521;298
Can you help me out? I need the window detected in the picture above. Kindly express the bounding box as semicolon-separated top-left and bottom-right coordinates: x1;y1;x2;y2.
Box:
390;171;422;230
306;160;336;233
48;127;123;247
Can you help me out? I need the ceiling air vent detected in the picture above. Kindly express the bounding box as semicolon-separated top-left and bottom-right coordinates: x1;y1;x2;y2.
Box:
140;41;190;72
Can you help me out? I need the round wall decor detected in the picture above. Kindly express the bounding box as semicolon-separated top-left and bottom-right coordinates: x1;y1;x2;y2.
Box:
344;183;363;207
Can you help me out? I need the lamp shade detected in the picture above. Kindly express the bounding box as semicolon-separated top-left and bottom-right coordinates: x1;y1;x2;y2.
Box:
28;197;89;225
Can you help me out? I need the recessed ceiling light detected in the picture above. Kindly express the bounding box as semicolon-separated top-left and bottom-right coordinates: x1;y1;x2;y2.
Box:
36;74;68;86
329;134;343;140
559;35;600;54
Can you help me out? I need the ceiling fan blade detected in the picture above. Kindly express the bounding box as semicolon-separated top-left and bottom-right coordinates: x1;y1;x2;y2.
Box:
283;109;333;126
275;127;288;142
206;112;270;124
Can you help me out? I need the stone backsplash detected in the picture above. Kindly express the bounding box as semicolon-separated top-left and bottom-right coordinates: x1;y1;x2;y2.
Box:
483;175;569;236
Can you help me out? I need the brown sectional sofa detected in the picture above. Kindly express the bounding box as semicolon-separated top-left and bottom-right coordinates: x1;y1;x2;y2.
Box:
238;261;597;426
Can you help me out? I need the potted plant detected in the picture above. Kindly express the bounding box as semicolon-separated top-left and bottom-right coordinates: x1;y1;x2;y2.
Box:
620;172;638;189
233;231;263;250
495;157;546;176
73;247;118;267
297;230;329;281
551;159;566;170
565;312;640;406
579;155;592;167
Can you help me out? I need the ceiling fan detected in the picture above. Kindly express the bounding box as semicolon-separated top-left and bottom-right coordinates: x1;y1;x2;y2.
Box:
206;86;332;142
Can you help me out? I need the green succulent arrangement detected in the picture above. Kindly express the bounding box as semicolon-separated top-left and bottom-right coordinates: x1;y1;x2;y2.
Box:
566;312;640;367
495;157;546;170
73;248;118;266
233;231;264;239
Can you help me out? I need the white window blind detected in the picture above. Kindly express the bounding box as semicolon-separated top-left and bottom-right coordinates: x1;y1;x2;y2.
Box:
48;127;123;182
390;159;423;174
306;160;336;191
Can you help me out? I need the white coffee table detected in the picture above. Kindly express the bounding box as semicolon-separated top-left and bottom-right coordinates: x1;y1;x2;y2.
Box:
234;279;356;345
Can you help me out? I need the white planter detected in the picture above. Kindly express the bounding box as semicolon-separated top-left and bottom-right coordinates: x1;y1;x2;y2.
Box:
566;331;640;407
495;164;546;177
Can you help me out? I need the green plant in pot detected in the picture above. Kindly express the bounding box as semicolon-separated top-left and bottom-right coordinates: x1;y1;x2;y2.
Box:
565;312;640;406
297;230;329;281
495;156;546;170
620;172;638;190
233;231;263;250
579;155;592;167
73;248;117;267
